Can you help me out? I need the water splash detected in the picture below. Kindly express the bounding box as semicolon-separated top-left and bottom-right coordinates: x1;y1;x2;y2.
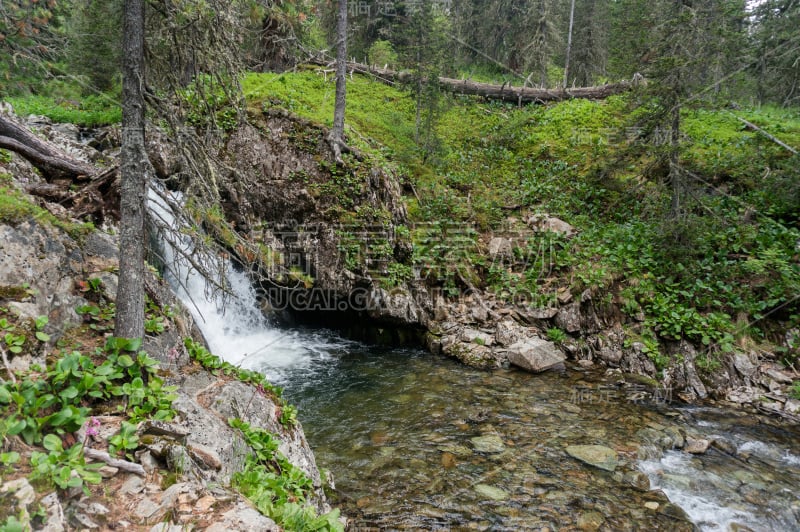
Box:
147;186;350;382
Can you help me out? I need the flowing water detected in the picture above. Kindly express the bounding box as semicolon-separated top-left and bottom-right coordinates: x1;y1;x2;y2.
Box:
151;190;800;530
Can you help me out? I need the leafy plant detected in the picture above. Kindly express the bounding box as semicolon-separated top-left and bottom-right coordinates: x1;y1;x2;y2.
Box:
108;421;139;458
229;418;342;531
547;328;567;344
29;434;102;493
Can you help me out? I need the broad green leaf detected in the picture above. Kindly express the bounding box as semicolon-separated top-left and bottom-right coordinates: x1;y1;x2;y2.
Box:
43;433;63;452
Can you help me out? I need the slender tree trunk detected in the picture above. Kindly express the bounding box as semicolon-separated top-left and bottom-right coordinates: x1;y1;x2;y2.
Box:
328;0;347;162
669;104;682;219
564;0;576;88
115;0;147;339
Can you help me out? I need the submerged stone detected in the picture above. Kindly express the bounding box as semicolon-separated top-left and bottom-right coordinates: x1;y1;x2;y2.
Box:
474;484;508;501
471;434;506;454
565;445;619;472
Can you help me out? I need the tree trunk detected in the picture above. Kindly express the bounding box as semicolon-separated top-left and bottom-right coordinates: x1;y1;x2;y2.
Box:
328;0;348;163
669;104;682;219
0;114;96;180
564;0;576;88
309;60;633;104
115;0;147;340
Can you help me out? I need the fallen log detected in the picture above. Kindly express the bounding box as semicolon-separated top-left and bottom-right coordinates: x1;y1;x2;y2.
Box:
0;112;96;180
307;60;634;104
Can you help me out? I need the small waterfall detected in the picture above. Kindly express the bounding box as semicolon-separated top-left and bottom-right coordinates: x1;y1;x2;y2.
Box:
146;186;350;382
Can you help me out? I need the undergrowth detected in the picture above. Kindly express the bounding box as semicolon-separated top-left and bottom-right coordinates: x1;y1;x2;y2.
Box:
244;68;800;367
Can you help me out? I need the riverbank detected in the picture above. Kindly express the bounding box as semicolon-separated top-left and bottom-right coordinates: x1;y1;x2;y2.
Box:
0;130;342;530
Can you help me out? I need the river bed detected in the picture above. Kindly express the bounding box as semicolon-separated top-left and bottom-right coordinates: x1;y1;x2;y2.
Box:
153;189;800;530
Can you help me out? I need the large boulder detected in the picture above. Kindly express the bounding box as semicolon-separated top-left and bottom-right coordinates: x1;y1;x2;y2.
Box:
507;337;565;372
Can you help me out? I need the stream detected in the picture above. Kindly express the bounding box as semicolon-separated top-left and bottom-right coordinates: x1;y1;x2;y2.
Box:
151;190;800;531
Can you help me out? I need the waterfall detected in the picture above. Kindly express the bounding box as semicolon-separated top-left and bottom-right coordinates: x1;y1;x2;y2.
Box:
146;186;348;382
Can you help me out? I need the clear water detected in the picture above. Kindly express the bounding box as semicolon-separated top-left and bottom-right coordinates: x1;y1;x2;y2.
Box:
151;187;800;530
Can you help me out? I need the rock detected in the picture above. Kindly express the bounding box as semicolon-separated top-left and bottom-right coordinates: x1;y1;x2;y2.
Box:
70;512;99;529
98;466;119;478
471;434;506;454
683;356;708;399
565;445;619;472
733;352;759;379
82;502;110;516
494;319;524;346
165;444;193;474
507;338;565;373
644;501;660;511
460;328;494;347
188;443;223;471
684;437;711;454
527;215;576;237
206;502;281;532
149;524;184;532
441;452;457;469
474;484;508;501
120;475;145;496
577;510;604;531
763;367;792;384
194;495;217;513
134;498;160;521
443;341;500;369
555;303;581;333
39;493;66;532
488;237;513;258
557;288;573;305
624;471;650;491
367;288;420;325
1;478;36;507
785;398;800;415
522;306;559;320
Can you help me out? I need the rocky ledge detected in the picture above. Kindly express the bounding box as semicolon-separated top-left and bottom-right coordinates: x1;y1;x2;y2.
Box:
0;146;337;529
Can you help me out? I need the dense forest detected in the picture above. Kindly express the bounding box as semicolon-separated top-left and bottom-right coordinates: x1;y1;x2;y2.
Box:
1;0;800;529
5;0;796;365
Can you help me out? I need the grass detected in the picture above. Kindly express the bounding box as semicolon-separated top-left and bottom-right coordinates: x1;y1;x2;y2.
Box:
0;182;94;239
243;67;800;360
6;93;120;126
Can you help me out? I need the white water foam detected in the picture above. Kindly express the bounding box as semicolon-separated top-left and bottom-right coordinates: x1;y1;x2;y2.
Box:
639;451;762;531
147;187;349;382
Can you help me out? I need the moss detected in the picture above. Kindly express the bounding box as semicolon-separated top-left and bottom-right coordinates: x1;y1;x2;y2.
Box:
0;285;29;301
0;186;94;240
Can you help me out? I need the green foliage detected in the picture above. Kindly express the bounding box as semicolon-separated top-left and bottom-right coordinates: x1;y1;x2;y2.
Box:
791;381;800;400
0;336;175;446
547;328;567;344
367;40;399;69
0;186;94;239
6;95;121;126
108;421;139;458
180;75;239;132
244;68;799;352
30;435;102;493
229;419;343;532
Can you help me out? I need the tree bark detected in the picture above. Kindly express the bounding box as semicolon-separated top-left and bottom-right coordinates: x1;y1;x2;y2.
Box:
0;114;96;180
564;0;576;88
309;60;633;104
328;0;348;163
115;0;147;340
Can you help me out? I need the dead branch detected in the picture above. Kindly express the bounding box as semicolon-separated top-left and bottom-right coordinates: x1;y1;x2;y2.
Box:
732;113;798;155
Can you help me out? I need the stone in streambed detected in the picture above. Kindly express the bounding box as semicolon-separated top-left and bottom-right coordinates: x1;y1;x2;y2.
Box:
474;484;508;501
565;445;619;472
684;437;711;454
507;338;566;373
471;434;506;454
